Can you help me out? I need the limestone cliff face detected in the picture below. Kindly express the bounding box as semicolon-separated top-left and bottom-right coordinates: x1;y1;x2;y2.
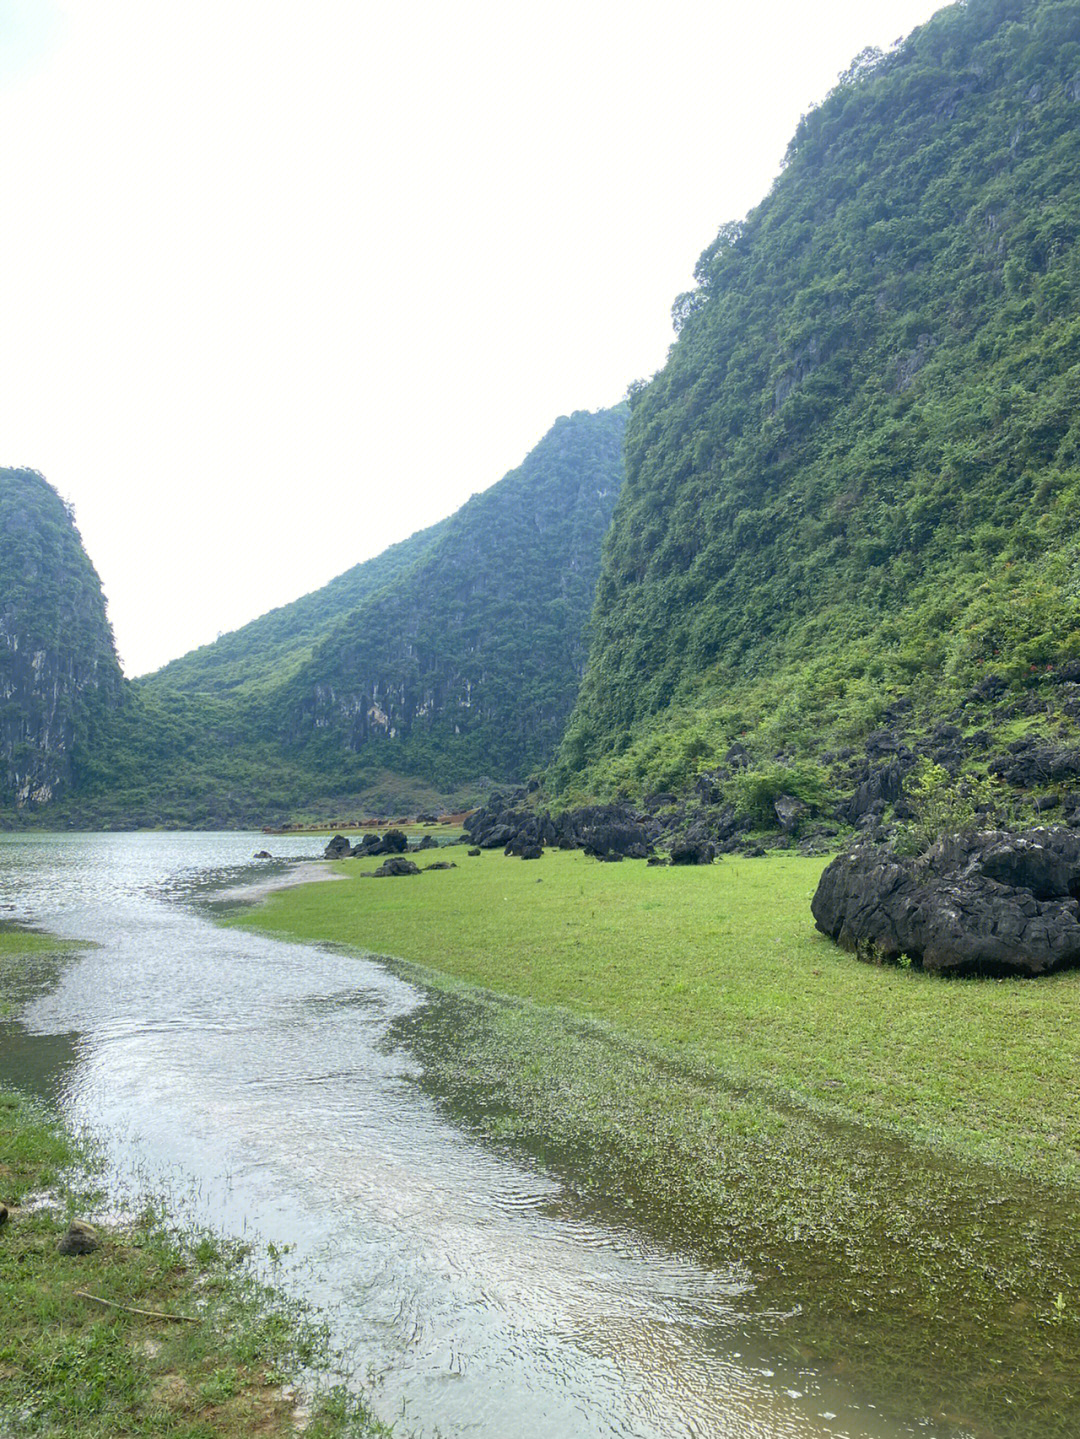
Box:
0;469;123;809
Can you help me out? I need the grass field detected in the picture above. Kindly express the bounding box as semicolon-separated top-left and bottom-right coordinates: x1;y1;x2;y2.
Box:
236;847;1080;1186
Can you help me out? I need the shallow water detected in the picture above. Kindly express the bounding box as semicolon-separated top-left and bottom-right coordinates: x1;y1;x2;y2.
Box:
0;831;1040;1437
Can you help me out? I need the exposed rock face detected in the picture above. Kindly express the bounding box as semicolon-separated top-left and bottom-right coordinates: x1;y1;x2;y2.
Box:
0;469;123;808
324;834;351;858
988;743;1080;790
812;829;1080;976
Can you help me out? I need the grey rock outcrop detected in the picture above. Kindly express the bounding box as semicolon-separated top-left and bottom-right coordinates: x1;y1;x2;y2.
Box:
812;829;1080;976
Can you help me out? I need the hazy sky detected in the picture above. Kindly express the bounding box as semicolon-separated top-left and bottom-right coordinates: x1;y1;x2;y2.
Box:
1;0;945;676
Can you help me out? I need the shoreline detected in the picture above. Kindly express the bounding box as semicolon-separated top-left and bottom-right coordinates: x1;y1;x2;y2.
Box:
0;1087;388;1438
214;858;347;905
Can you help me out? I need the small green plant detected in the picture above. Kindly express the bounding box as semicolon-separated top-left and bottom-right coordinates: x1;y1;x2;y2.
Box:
894;759;1000;854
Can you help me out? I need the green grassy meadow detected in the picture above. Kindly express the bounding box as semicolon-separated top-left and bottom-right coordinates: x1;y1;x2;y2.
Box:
237;848;1080;1186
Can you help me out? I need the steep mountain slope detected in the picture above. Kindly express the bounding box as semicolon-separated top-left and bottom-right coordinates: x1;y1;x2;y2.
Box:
556;0;1080;814
0;469;123;810
141;515;450;697
279;406;627;788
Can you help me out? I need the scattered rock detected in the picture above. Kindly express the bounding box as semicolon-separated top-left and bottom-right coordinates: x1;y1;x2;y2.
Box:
989;745;1080;789
774;793;808;835
423;861;457;871
253;850;272;859
835;759;908;824
57;1220;100;1255
370;857;421;877
669;839;714;865
467;847;481;857
416;835;439;850
324;834;351;859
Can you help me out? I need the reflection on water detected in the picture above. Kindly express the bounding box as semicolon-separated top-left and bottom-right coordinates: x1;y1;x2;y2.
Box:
0;832;1036;1438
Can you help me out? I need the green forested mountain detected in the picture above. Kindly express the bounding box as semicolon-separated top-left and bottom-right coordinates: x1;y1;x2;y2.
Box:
47;406;625;826
278;406;626;788
0;469;123;808
555;0;1080;805
143;516;451;698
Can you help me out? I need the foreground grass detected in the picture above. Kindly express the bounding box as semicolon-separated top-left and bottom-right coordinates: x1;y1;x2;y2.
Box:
237;848;1080;1186
0;1088;389;1438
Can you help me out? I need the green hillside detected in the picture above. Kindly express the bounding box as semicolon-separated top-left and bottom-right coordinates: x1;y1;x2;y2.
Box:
555;0;1080;812
0;469;123;812
279;406;627;789
142;516;450;698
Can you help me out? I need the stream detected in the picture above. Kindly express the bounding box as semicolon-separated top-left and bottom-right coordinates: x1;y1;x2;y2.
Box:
0;831;1054;1438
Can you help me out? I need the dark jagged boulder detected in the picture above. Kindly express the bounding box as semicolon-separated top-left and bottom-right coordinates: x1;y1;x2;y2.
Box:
670;839;714;865
467;847;481;856
557;804;654;859
812;829;1080;976
416;834;438;850
324;834;351;858
380;829;409;854
835;759;909;825
480;824;515;849
424;860;457;871
368;856;421;877
988;745;1080;790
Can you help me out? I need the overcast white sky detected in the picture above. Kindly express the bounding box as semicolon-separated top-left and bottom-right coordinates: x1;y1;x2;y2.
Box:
1;0;945;676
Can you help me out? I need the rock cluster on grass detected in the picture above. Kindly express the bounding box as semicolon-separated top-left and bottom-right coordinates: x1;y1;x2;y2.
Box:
463;795;658;860
812;828;1080;976
324;829;409;859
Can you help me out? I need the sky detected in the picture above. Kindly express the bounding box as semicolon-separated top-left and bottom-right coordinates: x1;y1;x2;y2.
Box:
1;0;947;677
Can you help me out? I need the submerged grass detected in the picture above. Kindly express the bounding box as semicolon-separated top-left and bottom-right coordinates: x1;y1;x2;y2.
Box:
0;1087;390;1438
236;848;1080;1185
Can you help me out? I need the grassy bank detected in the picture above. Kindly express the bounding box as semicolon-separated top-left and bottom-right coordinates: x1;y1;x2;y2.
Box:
232;848;1080;1437
236;848;1080;1185
0;925;388;1439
